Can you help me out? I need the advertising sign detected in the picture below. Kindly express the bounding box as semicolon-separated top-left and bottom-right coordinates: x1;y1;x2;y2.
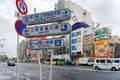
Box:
22;9;71;26
95;27;111;37
83;35;93;57
27;38;64;50
22;22;71;38
16;0;28;15
94;39;109;58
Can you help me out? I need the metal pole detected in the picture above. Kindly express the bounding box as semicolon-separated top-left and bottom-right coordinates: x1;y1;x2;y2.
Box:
49;49;53;80
37;50;42;80
16;34;19;80
49;35;54;80
34;7;42;80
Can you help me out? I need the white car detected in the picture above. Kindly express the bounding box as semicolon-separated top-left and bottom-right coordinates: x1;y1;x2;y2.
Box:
112;58;120;68
93;58;120;71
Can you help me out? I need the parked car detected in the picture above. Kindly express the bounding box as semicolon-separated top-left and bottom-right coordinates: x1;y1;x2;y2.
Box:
7;60;15;66
44;58;58;65
79;58;93;66
56;59;65;65
65;61;75;65
112;58;120;68
93;58;120;71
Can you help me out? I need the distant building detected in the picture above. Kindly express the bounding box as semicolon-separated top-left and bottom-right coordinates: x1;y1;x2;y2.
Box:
18;40;27;62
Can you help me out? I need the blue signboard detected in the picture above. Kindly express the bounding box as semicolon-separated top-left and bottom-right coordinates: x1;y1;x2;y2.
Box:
22;22;71;38
27;38;64;50
72;22;89;31
22;9;71;26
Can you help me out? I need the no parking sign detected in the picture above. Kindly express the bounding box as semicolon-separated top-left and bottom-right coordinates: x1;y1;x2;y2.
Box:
15;20;26;36
16;0;28;15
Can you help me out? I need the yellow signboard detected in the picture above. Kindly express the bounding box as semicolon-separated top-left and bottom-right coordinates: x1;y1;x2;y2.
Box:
94;39;109;58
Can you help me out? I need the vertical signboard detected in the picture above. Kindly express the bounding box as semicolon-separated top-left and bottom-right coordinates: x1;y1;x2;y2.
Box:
83;35;93;57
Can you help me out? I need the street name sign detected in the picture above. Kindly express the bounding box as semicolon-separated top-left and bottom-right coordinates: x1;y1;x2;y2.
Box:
16;0;28;15
22;9;71;26
22;22;71;38
27;38;64;50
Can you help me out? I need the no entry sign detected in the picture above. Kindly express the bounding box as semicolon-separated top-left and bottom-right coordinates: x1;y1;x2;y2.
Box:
15;20;26;36
16;0;28;15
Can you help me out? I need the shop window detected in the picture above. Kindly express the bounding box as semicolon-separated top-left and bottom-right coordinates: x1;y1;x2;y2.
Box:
72;45;77;50
77;52;81;55
83;12;86;16
109;44;114;46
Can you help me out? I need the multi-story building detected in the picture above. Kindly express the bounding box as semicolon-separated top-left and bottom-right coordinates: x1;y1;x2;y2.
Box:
54;0;94;63
18;40;28;62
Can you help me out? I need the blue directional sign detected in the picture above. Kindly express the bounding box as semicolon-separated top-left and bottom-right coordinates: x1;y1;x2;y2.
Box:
22;9;71;26
22;22;71;38
27;38;64;50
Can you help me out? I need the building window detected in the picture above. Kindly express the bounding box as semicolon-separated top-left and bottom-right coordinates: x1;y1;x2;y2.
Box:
83;12;86;16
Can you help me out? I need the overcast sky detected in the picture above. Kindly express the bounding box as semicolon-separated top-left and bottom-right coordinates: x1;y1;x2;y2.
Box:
0;0;120;58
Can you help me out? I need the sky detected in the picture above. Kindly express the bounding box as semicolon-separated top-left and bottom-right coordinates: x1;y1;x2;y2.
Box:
0;0;120;58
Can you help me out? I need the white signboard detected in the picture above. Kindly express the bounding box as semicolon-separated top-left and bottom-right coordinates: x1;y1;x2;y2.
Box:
22;9;71;26
27;38;64;50
22;22;71;38
15;11;23;20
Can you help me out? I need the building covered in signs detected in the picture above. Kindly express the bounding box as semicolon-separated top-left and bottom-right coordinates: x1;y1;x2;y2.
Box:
54;0;94;63
93;27;120;58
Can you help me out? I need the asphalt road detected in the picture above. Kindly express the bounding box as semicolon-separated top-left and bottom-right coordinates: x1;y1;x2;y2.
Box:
0;63;120;80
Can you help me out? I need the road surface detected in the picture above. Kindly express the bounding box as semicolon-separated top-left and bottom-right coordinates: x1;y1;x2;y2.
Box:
0;63;120;80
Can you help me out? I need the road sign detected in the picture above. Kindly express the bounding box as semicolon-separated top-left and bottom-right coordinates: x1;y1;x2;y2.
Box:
22;9;71;26
15;20;26;36
27;38;64;50
15;11;23;20
16;0;28;15
22;22;71;38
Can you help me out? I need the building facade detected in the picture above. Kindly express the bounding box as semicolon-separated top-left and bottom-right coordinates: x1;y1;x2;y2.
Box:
54;0;94;62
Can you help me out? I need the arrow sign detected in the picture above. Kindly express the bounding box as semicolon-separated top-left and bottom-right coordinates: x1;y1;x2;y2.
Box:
22;22;71;38
27;38;64;50
22;9;71;26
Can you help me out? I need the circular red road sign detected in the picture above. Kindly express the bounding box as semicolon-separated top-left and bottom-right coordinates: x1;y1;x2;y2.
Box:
15;20;26;36
16;0;28;15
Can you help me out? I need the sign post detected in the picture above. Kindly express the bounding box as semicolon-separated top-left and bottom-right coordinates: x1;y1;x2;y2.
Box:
23;8;71;80
15;0;28;80
34;8;43;80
